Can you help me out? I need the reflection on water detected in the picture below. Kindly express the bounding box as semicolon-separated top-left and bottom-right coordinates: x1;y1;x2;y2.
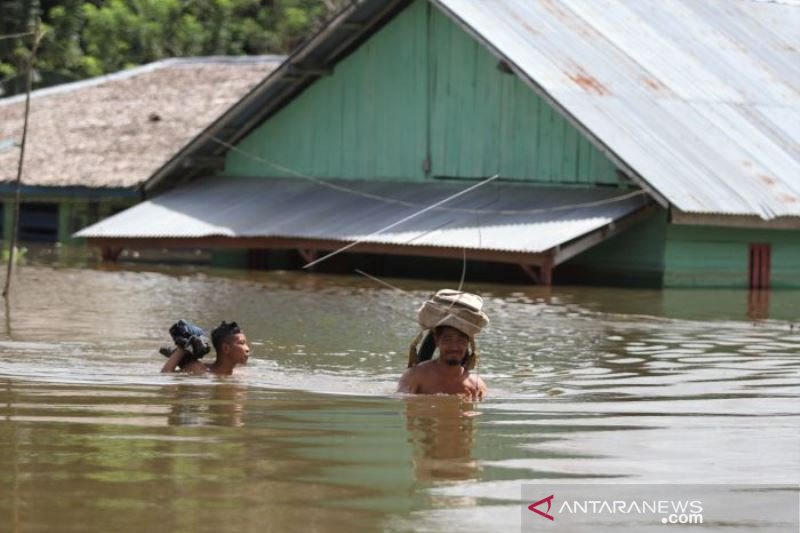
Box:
405;397;480;482
166;383;249;427
0;264;798;532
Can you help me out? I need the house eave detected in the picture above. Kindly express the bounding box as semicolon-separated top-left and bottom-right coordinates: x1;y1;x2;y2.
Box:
670;210;800;231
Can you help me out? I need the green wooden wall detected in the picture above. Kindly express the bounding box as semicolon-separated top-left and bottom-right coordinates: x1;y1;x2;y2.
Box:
561;209;668;287
426;7;618;183
560;214;800;289
664;225;800;288
226;0;620;185
228;0;429;181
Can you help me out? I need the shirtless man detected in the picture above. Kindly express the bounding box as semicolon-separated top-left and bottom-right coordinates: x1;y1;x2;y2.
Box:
398;325;487;400
161;321;250;376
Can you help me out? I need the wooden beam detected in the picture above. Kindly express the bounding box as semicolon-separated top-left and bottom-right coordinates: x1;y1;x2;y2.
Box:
182;156;225;170
337;22;366;31
540;262;553;285
296;248;318;267
519;260;554;285
552;204;659;266
288;63;333;77
519;264;541;284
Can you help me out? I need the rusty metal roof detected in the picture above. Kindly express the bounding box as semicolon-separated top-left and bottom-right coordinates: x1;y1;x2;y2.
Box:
433;0;800;219
76;176;650;261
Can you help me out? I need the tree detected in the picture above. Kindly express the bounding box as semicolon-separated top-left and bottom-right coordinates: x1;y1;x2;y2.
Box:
0;0;349;94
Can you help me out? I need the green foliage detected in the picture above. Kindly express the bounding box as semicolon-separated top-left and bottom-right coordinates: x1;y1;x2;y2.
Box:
0;0;348;94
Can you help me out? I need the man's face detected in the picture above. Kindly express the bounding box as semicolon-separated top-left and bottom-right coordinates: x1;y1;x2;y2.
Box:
222;332;250;365
434;327;469;366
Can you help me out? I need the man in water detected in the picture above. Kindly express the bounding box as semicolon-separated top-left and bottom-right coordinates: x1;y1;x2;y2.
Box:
161;321;250;376
398;324;487;400
398;289;489;400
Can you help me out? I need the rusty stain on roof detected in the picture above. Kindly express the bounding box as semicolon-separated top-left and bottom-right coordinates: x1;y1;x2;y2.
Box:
759;174;777;186
540;0;571;21
568;67;610;96
642;77;667;93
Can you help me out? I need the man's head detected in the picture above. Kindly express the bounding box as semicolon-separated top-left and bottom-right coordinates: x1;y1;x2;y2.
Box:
211;321;250;365
433;325;470;367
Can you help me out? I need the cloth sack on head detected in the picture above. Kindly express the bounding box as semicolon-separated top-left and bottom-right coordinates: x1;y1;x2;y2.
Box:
416;289;489;338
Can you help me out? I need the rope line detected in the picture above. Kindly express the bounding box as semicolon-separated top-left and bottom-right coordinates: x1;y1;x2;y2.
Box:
302;174;501;269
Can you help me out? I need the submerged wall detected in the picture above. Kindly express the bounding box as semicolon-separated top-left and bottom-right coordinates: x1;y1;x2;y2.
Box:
560;214;800;289
559;209;668;287
664;224;800;288
0;196;135;245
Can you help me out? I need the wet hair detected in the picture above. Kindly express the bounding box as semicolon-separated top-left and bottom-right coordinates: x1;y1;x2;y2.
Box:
211;321;241;352
416;331;437;363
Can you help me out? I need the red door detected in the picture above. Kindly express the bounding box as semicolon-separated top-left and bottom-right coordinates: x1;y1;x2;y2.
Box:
748;244;771;290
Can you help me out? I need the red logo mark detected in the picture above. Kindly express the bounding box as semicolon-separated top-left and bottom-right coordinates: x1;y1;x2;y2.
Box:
528;494;555;521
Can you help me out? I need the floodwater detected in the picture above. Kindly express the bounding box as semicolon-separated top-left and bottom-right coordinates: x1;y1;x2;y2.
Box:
0;264;798;532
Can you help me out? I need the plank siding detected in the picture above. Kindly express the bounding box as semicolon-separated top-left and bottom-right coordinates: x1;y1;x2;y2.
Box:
225;0;620;185
664;225;800;288
561;209;668;286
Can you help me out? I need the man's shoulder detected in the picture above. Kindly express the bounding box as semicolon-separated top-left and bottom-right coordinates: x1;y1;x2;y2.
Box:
398;361;437;392
181;360;210;375
405;360;438;375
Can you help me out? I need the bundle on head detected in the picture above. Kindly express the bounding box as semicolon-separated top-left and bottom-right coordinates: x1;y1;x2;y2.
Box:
159;319;211;365
408;289;489;370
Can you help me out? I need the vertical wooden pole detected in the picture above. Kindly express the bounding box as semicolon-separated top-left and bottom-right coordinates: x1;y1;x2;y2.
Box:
3;22;43;299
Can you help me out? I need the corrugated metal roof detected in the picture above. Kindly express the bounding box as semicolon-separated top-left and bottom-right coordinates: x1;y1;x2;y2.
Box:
77;176;649;256
433;0;800;219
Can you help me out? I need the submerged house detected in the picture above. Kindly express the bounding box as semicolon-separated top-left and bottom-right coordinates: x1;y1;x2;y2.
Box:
78;0;800;287
0;56;281;249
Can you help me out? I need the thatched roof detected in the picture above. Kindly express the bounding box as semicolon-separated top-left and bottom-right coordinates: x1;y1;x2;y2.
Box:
0;56;282;189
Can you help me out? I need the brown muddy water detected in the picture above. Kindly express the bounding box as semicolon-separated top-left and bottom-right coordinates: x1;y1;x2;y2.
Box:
0;264;798;532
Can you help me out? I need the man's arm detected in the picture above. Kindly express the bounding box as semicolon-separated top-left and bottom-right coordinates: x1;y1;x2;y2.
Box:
397;367;421;394
473;375;487;400
161;347;185;373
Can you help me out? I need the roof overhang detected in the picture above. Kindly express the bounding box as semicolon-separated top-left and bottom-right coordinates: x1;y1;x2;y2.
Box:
671;210;800;231
79;176;655;268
